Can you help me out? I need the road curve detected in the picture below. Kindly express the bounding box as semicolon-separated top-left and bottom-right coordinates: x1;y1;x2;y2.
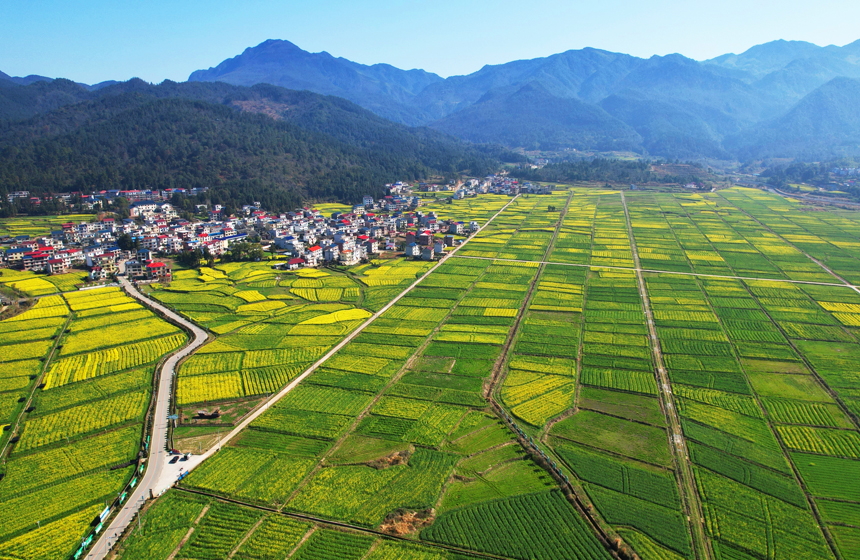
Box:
86;195;518;558
86;277;208;560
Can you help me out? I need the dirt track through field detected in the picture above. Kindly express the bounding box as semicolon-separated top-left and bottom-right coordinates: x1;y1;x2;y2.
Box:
621;191;712;560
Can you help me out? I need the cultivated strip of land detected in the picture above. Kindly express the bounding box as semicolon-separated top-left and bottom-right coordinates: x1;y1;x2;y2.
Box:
452;255;860;289
621;191;712;560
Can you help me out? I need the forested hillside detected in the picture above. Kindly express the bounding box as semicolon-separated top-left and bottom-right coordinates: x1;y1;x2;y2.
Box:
0;80;513;210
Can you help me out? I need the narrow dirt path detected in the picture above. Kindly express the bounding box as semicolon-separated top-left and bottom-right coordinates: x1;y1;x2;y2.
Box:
621;191;712;560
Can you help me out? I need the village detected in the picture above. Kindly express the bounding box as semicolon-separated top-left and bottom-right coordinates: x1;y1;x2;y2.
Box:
1;175;550;282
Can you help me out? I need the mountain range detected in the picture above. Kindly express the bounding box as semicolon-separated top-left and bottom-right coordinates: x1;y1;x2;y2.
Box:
4;38;860;162
185;38;860;160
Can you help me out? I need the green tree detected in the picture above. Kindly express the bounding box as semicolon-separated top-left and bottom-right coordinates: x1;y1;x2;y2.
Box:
113;197;130;219
116;233;138;251
177;249;203;269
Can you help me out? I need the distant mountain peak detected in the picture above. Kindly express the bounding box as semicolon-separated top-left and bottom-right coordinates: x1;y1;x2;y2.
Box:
253;38;303;51
705;39;822;77
188;38;443;125
0;71;54;86
12;36;860;161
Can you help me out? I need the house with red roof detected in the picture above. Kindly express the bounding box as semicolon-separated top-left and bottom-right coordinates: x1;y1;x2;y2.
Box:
307;245;323;261
145;261;171;280
22;251;52;272
47;258;70;275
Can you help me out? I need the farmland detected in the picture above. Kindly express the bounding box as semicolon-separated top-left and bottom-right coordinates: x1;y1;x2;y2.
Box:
112;188;860;560
174;194;615;558
0;286;188;559
113;491;471;560
0;214;94;239
1;268;91;297
142;259;433;416
9;187;860;560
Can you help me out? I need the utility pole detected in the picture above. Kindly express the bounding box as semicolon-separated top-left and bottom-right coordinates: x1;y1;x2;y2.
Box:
137;496;145;533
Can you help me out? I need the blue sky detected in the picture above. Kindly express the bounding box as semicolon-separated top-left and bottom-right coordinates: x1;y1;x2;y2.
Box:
2;0;859;84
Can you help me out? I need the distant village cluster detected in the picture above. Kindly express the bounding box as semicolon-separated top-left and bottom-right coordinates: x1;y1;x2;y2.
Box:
6;187;209;209
830;168;859;189
831;168;860;177
1;175;552;282
396;176;549;197
2;200;233;281
264;176;551;268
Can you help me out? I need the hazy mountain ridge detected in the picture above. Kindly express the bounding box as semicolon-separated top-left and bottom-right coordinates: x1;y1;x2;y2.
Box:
726;76;860;160
431;81;642;151
183;38;860;159
6;37;860;160
705;40;823;78
188;39;442;125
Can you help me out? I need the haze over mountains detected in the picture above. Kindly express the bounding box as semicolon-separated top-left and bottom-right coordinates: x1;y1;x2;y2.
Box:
4;38;860;161
186;38;860;159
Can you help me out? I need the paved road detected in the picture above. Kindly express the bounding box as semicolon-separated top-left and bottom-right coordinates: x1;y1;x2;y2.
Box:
85;195;519;558
86;277;208;560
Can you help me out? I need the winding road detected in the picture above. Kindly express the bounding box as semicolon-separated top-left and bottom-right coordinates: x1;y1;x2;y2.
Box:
86;277;208;560
84;195;520;559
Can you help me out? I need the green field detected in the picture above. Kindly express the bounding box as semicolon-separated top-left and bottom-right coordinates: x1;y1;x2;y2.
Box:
9;187;860;560
0;287;186;560
148;259;433;407
0;214;94;239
